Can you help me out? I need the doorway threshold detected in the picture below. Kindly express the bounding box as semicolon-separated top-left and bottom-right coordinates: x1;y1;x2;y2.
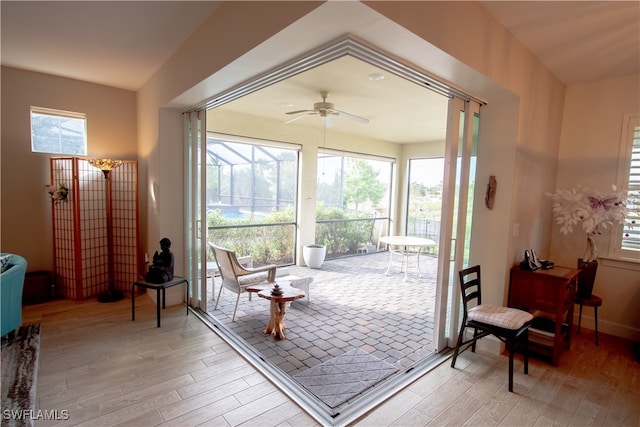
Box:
192;308;451;426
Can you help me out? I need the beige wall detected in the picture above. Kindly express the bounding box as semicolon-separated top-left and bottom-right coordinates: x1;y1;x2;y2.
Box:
0;67;137;271
550;73;640;339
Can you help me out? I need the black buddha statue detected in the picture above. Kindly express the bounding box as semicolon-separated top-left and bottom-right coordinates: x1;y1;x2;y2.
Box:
145;237;175;283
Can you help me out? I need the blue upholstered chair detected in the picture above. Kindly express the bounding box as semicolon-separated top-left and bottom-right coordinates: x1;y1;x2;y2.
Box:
1;253;28;336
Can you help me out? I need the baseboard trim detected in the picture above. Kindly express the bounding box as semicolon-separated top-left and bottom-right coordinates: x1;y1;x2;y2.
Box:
573;313;640;341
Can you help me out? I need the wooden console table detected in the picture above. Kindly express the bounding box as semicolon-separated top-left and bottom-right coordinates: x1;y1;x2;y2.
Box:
508;266;579;365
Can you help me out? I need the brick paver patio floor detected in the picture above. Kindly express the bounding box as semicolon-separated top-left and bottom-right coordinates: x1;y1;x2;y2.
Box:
206;250;437;377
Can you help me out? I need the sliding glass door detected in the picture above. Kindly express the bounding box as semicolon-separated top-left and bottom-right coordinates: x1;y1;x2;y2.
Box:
433;98;480;351
184;110;208;310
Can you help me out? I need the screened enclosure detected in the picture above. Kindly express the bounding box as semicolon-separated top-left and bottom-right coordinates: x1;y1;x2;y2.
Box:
205;136;299;266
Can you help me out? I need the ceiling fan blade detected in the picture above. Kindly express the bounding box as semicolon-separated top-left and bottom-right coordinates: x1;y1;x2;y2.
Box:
285;109;314;115
284;113;315;124
334;109;369;124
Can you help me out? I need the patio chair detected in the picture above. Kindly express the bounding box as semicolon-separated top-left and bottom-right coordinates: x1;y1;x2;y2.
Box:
209;243;276;321
451;265;533;392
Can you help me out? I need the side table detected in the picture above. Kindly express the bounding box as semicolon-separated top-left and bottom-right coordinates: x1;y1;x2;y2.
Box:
132;276;189;327
247;282;305;340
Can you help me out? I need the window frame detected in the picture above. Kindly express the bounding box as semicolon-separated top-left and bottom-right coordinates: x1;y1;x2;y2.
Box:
315;148;394;259
30;106;87;155
609;113;640;263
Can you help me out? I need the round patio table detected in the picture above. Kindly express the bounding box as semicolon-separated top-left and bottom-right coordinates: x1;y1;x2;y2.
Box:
379;235;436;281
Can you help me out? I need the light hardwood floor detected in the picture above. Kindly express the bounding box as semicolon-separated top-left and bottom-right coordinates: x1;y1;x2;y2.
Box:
23;296;639;426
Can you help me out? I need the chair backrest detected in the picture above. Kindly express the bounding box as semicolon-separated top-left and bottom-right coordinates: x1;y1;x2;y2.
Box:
209;243;242;285
458;265;482;314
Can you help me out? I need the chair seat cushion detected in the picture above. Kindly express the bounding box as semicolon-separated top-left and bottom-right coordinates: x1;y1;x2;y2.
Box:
237;272;269;286
468;305;533;330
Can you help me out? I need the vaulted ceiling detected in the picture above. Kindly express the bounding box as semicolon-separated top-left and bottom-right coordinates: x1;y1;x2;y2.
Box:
2;1;638;144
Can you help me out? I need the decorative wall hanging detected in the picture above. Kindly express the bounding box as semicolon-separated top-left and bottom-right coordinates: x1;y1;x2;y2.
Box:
485;175;497;210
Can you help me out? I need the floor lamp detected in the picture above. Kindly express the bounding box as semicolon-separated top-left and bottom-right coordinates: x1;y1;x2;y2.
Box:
89;158;124;303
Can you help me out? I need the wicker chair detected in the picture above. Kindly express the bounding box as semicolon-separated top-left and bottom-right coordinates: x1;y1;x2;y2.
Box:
209;243;276;321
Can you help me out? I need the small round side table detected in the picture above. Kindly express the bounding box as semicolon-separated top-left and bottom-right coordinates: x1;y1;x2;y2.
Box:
576;294;603;345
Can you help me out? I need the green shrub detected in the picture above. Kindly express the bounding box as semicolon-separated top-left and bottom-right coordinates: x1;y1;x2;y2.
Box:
207;205;376;265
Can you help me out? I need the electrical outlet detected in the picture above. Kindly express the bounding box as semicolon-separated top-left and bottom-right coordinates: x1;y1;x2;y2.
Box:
512;223;520;237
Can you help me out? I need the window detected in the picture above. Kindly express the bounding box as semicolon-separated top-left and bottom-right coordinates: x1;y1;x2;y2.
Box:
205;135;299;266
612;114;640;260
407;158;445;245
316;150;393;258
31;107;87;155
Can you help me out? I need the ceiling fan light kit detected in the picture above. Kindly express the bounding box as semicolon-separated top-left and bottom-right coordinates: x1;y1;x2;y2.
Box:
285;91;369;125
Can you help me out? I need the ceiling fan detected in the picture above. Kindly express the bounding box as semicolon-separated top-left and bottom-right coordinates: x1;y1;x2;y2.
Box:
285;91;369;125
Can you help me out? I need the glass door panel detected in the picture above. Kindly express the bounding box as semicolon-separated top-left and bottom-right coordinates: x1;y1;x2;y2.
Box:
184;110;207;310
433;98;480;352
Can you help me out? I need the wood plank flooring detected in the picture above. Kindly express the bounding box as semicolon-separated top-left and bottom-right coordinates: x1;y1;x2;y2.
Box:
22;297;639;426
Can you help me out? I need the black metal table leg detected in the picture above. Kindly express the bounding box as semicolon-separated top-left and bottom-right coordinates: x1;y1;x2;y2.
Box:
131;283;136;321
131;277;188;328
156;288;161;327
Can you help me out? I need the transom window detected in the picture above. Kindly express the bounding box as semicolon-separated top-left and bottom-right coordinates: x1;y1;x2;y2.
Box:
30;106;87;155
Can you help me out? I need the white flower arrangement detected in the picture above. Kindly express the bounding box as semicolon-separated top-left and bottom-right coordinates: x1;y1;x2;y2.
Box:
46;183;69;204
547;185;630;261
547;185;628;236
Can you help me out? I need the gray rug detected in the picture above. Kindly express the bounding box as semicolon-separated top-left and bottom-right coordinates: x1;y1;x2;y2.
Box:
1;324;40;427
293;348;397;408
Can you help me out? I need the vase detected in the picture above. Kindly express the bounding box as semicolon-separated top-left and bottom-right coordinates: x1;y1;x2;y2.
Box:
303;244;326;269
577;258;598;299
583;235;598;262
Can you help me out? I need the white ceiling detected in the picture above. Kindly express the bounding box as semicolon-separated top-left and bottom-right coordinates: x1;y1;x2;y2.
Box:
0;1;222;91
481;1;640;85
2;1;638;144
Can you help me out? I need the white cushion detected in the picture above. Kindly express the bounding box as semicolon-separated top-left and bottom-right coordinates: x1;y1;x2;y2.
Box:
468;305;533;330
237;272;269;285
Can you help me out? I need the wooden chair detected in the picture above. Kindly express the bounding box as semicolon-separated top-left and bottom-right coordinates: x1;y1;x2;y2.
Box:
209;243;276;321
451;265;534;392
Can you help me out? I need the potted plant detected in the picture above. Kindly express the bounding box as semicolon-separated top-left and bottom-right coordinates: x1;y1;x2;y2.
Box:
303;244;326;269
547;185;629;297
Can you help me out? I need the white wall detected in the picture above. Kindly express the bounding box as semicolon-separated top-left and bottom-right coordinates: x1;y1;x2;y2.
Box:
550;73;640;339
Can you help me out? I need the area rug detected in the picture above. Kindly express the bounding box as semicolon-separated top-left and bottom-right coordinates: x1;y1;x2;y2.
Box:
1;324;40;427
293;348;397;408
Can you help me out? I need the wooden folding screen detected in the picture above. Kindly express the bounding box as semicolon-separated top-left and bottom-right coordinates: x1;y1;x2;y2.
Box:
50;157;140;300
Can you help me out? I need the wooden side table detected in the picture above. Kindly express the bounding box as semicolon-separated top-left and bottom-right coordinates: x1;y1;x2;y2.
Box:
247;282;304;340
132;276;189;327
508;266;579;365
